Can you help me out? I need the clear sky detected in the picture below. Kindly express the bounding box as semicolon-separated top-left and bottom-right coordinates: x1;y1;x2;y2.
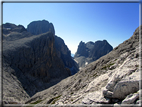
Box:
3;2;139;54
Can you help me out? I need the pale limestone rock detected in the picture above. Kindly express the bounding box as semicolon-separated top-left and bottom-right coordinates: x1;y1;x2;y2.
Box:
112;71;139;99
82;91;110;104
103;52;139;99
85;73;109;92
122;91;139;104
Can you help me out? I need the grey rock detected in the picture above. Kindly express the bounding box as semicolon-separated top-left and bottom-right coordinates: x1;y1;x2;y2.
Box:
122;91;139;104
54;36;79;75
3;31;71;97
74;40;113;68
27;19;55;35
27;20;78;74
2;21;78;103
82;91;110;104
104;68;140;99
2;23;31;41
3;23;26;35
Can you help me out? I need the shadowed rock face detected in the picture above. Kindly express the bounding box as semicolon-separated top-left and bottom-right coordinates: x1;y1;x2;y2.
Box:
54;36;79;75
3;31;71;97
27;20;55;35
2;21;78;103
26;20;78;75
3;23;26;34
74;40;113;68
2;23;30;41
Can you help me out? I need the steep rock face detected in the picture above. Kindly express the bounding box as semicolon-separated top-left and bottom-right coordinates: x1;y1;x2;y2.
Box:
27;20;78;75
26;25;141;106
27;20;55;35
54;36;79;75
74;40;113;69
90;40;113;59
2;22;78;104
3;31;70;100
74;41;88;57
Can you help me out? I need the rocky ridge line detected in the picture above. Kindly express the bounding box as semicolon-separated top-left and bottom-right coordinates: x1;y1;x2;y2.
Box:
74;40;113;69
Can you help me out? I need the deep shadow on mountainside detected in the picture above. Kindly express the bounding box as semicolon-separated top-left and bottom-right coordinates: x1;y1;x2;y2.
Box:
25;25;141;105
2;20;78;103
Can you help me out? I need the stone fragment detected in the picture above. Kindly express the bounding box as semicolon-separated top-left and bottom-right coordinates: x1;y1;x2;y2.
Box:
82;91;110;104
122;91;139;104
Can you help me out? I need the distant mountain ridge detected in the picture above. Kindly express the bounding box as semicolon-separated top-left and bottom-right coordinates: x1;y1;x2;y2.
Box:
74;40;113;69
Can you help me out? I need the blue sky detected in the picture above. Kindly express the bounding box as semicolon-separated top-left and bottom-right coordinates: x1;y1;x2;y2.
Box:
3;2;139;54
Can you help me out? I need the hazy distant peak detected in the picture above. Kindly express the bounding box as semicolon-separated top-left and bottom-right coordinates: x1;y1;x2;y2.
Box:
74;39;113;68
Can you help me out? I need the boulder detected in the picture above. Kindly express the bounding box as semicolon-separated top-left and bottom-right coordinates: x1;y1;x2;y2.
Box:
82;91;110;104
122;90;139;104
104;67;139;100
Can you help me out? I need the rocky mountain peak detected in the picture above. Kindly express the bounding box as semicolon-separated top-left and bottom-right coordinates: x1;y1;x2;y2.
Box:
3;23;27;35
74;39;113;68
27;20;55;35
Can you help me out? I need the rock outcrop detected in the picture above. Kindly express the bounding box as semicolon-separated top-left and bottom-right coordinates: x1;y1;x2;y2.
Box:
25;25;141;106
27;20;55;35
54;36;78;75
27;20;78;75
74;40;113;69
2;21;78;104
2;23;31;41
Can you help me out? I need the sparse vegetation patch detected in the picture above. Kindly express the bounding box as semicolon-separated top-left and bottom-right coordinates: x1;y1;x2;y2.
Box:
101;63;115;70
50;95;61;104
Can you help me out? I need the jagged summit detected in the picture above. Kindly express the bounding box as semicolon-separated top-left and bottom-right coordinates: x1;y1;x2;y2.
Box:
74;40;113;68
3;23;27;34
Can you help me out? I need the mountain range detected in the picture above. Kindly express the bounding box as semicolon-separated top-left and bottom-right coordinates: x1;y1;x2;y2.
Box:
2;20;78;103
1;20;141;106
